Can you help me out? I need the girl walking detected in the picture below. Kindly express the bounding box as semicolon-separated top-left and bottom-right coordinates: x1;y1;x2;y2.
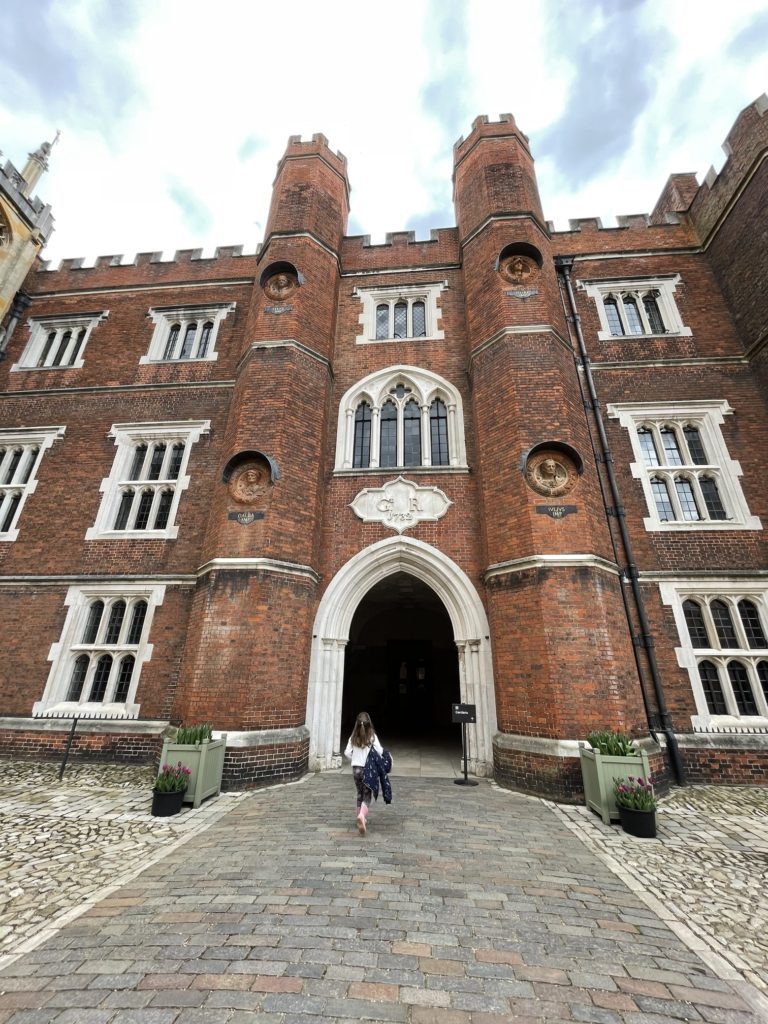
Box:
344;711;383;835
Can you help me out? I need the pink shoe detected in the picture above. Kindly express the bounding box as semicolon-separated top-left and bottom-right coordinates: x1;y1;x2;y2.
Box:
357;801;368;835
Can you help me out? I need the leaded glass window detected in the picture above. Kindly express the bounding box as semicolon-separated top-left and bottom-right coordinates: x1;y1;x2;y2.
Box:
638;427;659;466
430;399;449;466
82;600;104;644
660;427;683;465
728;662;758;715
604;298;623;336
353;404;371;469
683;426;707;465
643;293;665;333
375;304;389;340
109;434;195;533
699;661;727;714
403;400;421;466
683;600;709;648
739;600;767;649
380;403;397;468
759;662;768;704
393;302;408;339
651;477;674;521
67;655;90;702
412;301;426;338
624;297;643;335
127;602;147;645
163;324;181;360
700;477;727;520
675;478;701;521
179;322;197;359
711;600;739;648
114;656;135;702
89;655;113;702
105;600;126;644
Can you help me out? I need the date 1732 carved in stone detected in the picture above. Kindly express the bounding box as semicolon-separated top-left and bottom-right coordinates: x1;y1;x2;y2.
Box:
525;450;577;498
350;477;452;533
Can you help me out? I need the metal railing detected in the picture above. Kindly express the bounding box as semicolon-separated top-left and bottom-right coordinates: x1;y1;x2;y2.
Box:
32;710;138;780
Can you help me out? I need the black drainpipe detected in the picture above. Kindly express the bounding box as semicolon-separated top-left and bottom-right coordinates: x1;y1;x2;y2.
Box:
0;291;31;359
555;255;685;786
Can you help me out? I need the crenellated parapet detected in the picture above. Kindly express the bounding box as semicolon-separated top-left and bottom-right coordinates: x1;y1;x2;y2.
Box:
340;227;460;272
453;113;544;240
31;245;259;290
453;113;529;160
687;93;768;245
281;132;347;173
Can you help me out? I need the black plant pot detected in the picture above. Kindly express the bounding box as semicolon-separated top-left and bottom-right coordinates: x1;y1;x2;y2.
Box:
151;789;185;817
618;804;656;838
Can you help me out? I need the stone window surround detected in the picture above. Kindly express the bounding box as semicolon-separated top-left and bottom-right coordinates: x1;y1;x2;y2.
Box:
33;581;165;719
354;282;445;345
0;425;66;542
335;365;467;471
140;302;236;364
85;420;210;541
12;311;109;371
607;399;760;532
580;275;691;341
660;579;768;732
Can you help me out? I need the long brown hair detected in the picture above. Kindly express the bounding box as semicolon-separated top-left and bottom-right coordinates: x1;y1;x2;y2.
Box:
351;711;375;748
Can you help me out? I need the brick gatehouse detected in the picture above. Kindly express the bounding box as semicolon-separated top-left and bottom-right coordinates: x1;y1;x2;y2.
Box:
1;96;766;796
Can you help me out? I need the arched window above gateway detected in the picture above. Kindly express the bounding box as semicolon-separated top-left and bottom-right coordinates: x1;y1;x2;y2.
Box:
336;366;467;472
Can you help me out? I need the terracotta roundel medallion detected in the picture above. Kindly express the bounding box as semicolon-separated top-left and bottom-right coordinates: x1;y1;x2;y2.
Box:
499;254;537;285
229;461;270;504
263;271;298;301
525;450;577;498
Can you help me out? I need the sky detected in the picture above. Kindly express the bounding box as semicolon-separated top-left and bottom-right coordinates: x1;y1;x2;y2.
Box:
0;0;766;266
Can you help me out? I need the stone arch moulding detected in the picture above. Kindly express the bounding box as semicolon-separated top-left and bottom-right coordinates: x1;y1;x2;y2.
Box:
305;535;498;775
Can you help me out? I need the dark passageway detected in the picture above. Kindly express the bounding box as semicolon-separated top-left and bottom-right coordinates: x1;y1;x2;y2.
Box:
341;572;461;752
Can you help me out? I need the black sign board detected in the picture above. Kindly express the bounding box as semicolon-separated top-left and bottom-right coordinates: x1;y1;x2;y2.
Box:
535;504;578;520
452;702;476;724
228;511;265;525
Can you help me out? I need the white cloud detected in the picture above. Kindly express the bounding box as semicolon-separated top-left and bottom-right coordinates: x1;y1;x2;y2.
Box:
0;0;765;262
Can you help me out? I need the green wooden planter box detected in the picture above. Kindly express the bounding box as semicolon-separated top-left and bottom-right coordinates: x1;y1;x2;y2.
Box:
159;735;227;809
579;744;651;824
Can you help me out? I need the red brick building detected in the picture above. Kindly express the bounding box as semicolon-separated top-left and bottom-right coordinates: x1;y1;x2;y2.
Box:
1;96;766;796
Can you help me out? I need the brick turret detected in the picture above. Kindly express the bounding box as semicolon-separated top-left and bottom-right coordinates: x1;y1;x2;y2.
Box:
173;134;351;762
453;115;645;793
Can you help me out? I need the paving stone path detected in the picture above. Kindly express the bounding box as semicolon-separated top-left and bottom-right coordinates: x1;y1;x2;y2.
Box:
2;764;768;1023
554;786;768;994
0;762;244;956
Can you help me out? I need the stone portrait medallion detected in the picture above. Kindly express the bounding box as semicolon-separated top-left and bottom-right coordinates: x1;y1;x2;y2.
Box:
525;450;577;498
263;271;298;301
229;461;270;504
499;254;537;286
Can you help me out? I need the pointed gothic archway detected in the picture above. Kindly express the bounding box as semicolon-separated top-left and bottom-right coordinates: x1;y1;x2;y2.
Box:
305;536;497;774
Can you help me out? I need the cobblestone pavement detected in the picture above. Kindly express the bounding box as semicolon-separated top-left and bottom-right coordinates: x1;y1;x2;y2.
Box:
1;765;767;1023
0;761;245;958
553;785;768;994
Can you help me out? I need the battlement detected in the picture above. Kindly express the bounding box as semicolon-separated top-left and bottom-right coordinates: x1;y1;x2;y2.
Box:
454;113;521;153
280;132;348;174
344;227;456;250
36;244;259;276
555;95;768;244
686;93;768;244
